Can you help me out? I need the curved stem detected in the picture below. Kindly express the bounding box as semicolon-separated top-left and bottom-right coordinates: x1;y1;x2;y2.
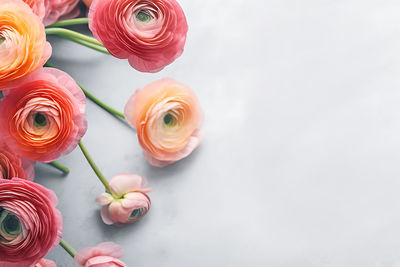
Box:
44;62;125;119
46;18;89;28
45;27;102;45
48;161;70;174
78;82;125;119
78;141;111;193
59;239;77;258
45;28;109;54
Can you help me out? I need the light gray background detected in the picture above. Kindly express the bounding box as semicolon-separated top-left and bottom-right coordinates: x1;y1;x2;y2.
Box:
36;0;400;266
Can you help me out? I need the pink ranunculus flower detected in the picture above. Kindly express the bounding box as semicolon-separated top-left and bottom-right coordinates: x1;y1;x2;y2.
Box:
43;0;80;26
97;174;151;225
0;141;34;181
74;242;127;267
23;0;80;26
124;78;203;167
0;67;87;163
88;0;188;73
0;178;63;267
34;259;57;267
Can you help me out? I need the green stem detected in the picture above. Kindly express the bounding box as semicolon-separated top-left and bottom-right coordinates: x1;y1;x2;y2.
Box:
48;161;70;174
44;62;125;119
78;82;125;119
78;141;111;193
45;28;109;54
46;18;89;28
59;239;77;258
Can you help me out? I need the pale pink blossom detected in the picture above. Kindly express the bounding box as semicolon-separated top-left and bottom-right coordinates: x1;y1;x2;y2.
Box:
74;242;127;267
97;174;151;225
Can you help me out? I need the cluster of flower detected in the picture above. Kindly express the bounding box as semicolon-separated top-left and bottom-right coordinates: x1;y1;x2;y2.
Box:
0;0;203;266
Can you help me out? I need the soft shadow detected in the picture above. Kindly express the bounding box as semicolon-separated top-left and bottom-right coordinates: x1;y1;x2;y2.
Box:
92;209;153;239
34;163;70;180
142;144;203;180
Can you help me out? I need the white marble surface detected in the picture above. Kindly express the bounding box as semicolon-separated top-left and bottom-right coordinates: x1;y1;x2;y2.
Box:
37;0;400;266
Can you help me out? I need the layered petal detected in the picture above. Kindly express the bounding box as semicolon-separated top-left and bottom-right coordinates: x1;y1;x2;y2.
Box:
97;174;151;225
0;67;87;162
124;78;203;167
0;141;35;181
88;0;188;72
0;178;62;267
23;0;46;20
74;242;127;267
0;0;51;87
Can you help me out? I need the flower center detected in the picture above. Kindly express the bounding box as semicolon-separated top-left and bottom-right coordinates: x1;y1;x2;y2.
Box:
130;208;143;219
34;113;47;128
163;113;175;126
0;36;4;46
136;10;152;23
0;208;21;238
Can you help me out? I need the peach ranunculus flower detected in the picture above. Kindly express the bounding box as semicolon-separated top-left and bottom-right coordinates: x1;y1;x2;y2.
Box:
0;178;63;267
0;0;51;87
97;174;151;225
34;259;57;267
23;0;80;26
88;0;188;73
74;242;127;267
124;78;203;167
0;67;87;163
0;141;35;181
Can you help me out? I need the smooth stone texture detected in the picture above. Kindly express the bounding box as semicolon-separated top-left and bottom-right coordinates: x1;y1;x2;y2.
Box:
36;0;400;266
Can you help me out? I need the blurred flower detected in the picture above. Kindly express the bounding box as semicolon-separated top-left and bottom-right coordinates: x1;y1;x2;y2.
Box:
88;0;188;72
124;78;203;167
74;242;127;267
0;0;51;87
23;0;80;26
0;67;87;162
34;259;57;267
0;178;62;267
97;174;151;225
0;141;34;180
43;0;80;26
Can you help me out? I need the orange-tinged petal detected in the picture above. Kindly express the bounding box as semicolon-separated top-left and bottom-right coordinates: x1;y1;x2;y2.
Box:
0;0;51;87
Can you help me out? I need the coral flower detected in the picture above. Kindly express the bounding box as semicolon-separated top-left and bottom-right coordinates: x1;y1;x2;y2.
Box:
0;141;34;181
0;67;87;162
97;174;151;225
124;78;203;167
74;242;127;267
0;0;51;87
88;0;188;72
34;259;57;267
0;178;63;267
